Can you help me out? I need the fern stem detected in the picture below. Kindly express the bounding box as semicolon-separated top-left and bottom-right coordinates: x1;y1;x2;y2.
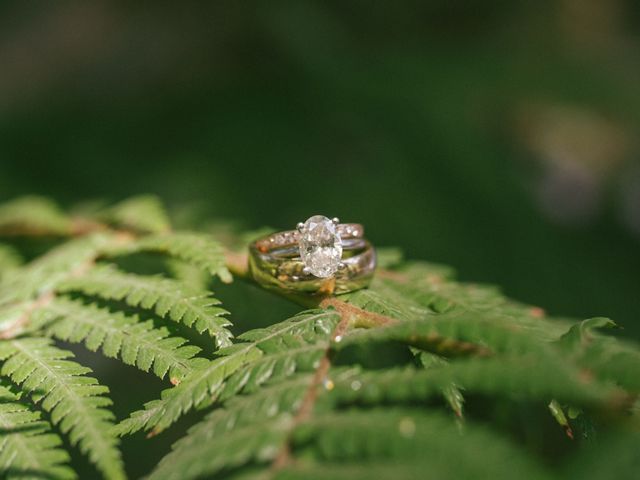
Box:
271;299;353;471
320;297;396;328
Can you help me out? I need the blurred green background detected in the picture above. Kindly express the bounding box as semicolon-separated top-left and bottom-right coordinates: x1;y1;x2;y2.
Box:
1;0;639;339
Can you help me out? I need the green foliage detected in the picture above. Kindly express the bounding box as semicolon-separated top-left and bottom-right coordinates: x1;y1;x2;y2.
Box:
148;374;314;480
0;339;124;480
0;244;22;278
0;382;75;480
283;409;552;480
36;298;205;382
114;310;339;436
107;231;233;283
0;196;72;236
57;265;232;347
97;195;171;234
0;195;638;480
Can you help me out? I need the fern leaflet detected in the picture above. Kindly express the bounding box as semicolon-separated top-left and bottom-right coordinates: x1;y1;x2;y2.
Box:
97;195;171;234
35;298;206;383
0;338;125;480
115;310;339;435
0;196;72;237
282;410;550;480
0;383;75;480
105;232;232;283
57;265;232;347
0;195;638;480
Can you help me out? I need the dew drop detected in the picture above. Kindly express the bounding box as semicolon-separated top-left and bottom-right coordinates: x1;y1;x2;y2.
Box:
266;403;279;417
398;417;416;438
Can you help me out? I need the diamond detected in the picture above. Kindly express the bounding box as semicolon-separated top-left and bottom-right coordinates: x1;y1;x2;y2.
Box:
298;215;343;278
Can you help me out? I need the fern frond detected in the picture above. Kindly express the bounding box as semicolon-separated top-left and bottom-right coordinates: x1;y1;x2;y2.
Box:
114;310;340;436
337;311;547;357
151;402;552;480
274;462;445;480
415;351;464;417
97;195;171;234
149;350;607;480
147;374;318;480
564;430;640;479
166;259;210;291
344;287;432;323
0;245;22;278
328;358;616;408
358;262;570;340
57;265;233;347
0;234;116;306
559;318;640;392
35;298;206;383
0;196;72;236
378;261;504;309
0;338;125;480
0;383;75;480
284;410;550;480
1;194;638;479
105;232;232;283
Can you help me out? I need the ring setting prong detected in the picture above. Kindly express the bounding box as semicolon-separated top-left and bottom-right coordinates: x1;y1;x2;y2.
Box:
332;217;340;225
303;266;312;275
296;222;304;232
338;262;347;270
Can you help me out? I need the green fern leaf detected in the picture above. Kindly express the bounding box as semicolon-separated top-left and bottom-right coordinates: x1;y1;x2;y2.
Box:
344;287;432;323
0;382;76;480
564;430;640;480
35;298;206;383
0;245;22;279
57;265;233;347
147;348;614;480
0;338;125;480
1;195;639;479
558;317;618;349
105;232;232;283
415;351;464;417
97;195;171;234
147;373;317;480
558;318;640;391
166;258;210;291
355;263;570;340
114;310;339;436
328;358;616;408
283;410;550;480
0;196;72;236
0;234;115;307
336;311;547;357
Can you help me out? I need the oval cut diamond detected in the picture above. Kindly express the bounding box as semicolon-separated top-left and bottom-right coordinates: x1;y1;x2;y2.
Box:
298;215;342;278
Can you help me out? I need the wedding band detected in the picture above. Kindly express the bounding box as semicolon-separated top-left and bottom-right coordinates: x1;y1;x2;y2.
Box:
248;215;376;295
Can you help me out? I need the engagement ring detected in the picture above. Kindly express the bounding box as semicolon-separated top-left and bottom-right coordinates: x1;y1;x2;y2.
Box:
248;215;376;295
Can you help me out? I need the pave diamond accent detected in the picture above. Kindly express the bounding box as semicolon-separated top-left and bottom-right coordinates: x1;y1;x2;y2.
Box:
298;215;343;278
